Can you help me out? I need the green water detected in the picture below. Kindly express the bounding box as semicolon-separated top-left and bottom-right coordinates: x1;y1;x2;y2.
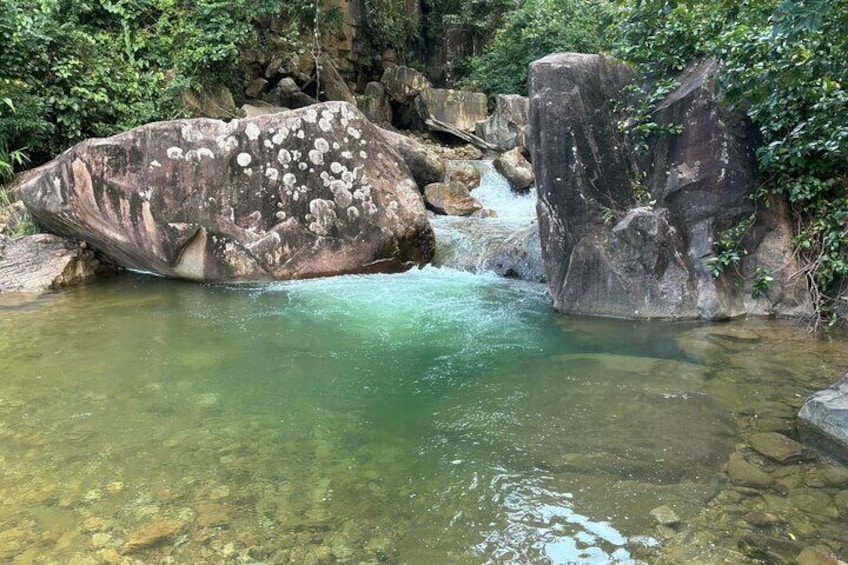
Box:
0;269;846;564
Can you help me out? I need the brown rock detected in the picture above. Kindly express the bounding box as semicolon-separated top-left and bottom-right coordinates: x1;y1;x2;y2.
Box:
743;511;787;527
182;85;237;119
0;234;111;293
494;147;534;191
727;452;774;489
357;82;393;125
196;503;231;528
16;102;435;282
318;56;356;105
124;518;183;553
750;432;813;464
424;182;483;216
265;77;316;110
475;94;529;150
416;88;489;133
240;102;288;118
444;161;481;191
797;545;847;565
245;78;269;99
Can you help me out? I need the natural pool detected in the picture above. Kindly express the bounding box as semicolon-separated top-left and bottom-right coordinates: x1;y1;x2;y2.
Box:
0;268;846;564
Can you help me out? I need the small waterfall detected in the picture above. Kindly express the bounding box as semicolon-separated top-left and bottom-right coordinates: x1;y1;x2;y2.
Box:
431;161;544;282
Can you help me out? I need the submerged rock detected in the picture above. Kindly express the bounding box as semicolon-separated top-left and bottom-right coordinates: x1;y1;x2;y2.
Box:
16;102;435;282
749;432;813;464
799;373;848;460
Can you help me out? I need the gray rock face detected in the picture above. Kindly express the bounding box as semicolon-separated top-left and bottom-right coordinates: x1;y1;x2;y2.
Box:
475;94;529;150
357;82;393;125
381;66;432;104
17;102;435;282
0;234;111;292
265;77;316;110
528;53;811;319
376;127;445;188
799;373;848;460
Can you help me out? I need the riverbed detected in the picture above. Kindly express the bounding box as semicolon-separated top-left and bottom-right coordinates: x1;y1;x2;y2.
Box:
0;268;846;564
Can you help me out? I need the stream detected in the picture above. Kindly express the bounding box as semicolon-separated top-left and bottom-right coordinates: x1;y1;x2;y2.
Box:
0;165;846;564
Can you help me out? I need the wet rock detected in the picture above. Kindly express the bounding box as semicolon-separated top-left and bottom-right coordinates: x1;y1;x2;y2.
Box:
822;467;848;488
475;94;528;150
196;503;231;528
480;222;545;282
0;234;112;293
124;518;183;553
743;511;787;527
727;452;774;489
494;147;534;192
739;533;803;564
443;161;481;191
16;102;435;282
799;373;848;460
650;505;681;527
750;432;813;464
797;545;847;565
789;488;838;519
424;182;483;216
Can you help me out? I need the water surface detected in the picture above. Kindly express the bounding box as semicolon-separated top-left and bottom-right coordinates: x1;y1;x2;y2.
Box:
0;269;846;564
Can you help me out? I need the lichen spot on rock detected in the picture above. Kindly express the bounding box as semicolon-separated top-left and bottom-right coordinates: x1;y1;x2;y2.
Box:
347;206;360;221
283;173;297;187
150;160;162;168
245;122;261;141
319;118;332;132
272;130;287;145
307;198;337;235
315;138;330;154
359;151;368;159
347;127;362;140
166;147;184;160
303;108;318;124
277;149;292;165
297;130;305;139
237;153;252;167
308;150;324;167
265;167;279;182
329;180;354;208
330;162;344;175
341;151;353;160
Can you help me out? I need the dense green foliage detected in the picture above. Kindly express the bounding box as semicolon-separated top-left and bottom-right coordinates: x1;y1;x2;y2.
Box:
0;0;294;165
613;0;848;319
460;0;609;96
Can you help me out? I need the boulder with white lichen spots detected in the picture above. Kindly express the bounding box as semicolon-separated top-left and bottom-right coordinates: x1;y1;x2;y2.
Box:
14;102;435;281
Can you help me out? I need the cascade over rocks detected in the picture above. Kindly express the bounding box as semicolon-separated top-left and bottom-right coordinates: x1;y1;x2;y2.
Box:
528;53;811;320
16;102;435;282
494;147;534;192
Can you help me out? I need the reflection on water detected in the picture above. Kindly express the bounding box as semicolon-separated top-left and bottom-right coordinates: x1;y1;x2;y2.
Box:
0;269;846;563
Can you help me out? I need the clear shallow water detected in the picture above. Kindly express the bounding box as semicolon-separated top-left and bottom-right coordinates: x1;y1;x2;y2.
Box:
0;269;846;564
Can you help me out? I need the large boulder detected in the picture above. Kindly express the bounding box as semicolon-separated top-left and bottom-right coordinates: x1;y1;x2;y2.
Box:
475;94;529;150
0;234;111;293
264;77;317;110
528;53;810;319
376;127;445;188
181;85;238;119
799;373;848;461
17;102;435;282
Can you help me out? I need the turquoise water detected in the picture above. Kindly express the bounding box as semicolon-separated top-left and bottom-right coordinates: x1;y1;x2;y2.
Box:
0;269;846;563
